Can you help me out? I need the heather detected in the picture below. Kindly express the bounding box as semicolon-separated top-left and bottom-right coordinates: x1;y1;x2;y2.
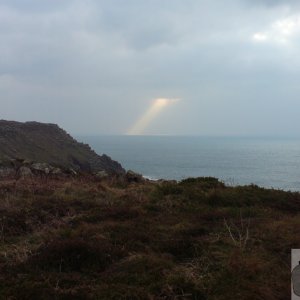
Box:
0;175;297;299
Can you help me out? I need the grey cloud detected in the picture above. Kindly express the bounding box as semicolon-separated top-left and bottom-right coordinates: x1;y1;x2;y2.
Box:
241;0;300;7
0;0;73;12
0;0;300;135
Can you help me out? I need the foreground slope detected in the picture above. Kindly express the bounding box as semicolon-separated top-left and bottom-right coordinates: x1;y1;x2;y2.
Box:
0;176;298;299
0;120;124;174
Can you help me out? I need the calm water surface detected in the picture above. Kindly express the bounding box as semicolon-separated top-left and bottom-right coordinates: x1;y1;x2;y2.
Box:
77;136;300;191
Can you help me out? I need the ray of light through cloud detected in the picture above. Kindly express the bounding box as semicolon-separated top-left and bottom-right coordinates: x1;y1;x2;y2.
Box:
127;98;180;135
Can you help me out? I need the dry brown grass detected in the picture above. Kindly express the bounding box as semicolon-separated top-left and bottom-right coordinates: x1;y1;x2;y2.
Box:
0;175;297;299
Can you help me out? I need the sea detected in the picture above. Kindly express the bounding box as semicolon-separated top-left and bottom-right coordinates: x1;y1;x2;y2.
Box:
77;135;300;192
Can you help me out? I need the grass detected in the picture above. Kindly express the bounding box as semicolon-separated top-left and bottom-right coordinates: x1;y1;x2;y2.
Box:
0;176;297;299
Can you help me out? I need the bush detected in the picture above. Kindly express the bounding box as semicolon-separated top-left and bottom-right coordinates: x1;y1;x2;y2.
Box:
28;237;126;272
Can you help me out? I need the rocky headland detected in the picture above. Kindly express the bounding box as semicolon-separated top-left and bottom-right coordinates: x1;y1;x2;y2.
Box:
0;120;125;178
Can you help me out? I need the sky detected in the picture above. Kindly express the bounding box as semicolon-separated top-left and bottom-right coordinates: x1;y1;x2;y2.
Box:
1;0;300;136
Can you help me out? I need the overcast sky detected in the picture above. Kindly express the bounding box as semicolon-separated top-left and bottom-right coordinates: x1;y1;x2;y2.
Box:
1;0;300;136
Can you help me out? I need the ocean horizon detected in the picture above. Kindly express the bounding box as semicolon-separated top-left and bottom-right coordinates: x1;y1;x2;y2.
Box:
77;135;300;192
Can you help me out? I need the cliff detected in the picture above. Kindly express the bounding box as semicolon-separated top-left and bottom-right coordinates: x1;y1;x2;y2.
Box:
0;120;125;174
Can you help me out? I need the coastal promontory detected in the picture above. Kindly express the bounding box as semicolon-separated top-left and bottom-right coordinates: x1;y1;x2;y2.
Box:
0;120;125;175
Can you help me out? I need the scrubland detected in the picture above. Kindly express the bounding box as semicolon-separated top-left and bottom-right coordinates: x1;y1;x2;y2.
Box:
0;175;298;299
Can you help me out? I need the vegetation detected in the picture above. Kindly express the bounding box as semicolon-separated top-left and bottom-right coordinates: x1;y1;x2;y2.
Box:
0;120;124;174
0;175;298;299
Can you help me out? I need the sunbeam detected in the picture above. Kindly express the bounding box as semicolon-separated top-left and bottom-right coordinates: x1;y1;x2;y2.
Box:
127;98;179;135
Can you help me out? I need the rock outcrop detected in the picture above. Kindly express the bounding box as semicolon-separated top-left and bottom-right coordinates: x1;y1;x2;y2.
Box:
0;120;125;175
0;159;74;179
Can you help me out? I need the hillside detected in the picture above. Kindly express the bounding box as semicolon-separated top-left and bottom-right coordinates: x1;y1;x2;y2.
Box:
0;175;297;299
0;120;124;174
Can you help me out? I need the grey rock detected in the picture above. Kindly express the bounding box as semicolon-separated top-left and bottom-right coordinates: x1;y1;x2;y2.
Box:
18;166;33;178
51;167;62;175
68;168;77;176
31;163;53;174
95;170;109;179
23;159;33;166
